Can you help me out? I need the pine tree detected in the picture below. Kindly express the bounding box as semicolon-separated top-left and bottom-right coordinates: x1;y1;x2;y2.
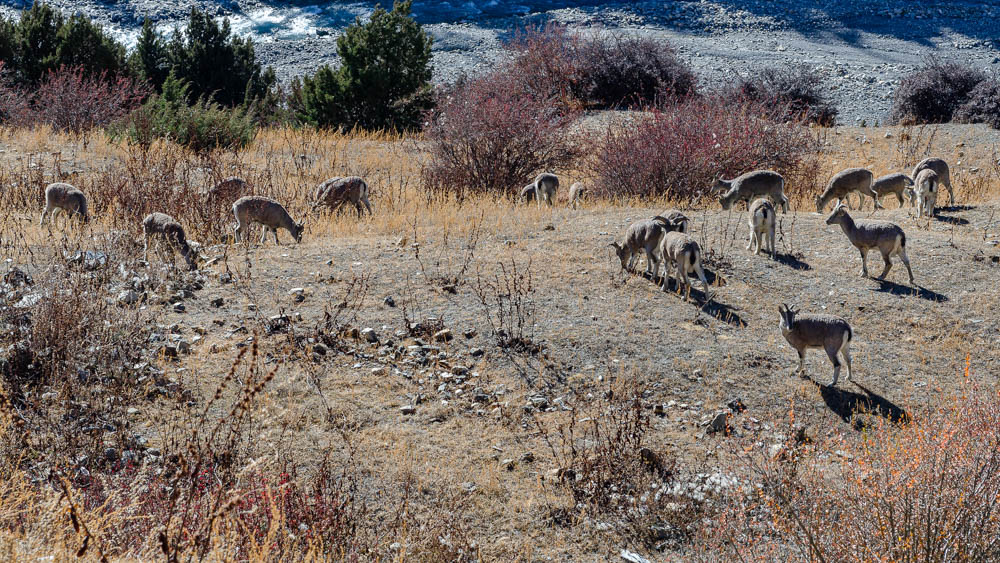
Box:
129;18;168;89
299;1;434;131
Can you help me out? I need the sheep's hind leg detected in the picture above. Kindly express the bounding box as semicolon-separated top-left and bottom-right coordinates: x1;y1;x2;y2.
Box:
898;245;915;285
841;336;853;382
825;344;842;387
876;250;893;280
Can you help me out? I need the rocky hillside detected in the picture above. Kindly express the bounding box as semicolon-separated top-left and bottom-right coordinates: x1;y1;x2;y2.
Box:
2;0;999;123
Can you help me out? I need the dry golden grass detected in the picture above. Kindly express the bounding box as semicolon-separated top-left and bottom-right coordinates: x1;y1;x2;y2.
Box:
0;121;998;561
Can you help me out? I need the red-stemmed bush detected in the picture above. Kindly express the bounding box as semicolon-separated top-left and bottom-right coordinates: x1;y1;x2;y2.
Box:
29;65;147;135
0;61;29;125
695;365;1000;561
422;74;580;199
587;96;818;202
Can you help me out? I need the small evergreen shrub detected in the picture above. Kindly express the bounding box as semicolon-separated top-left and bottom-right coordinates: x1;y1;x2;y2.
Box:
115;73;256;152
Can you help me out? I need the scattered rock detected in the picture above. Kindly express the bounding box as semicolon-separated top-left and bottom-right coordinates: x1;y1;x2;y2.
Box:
727;398;747;414
118;289;141;306
433;328;453;342
384;296;396;307
500;458;515;471
210;297;224;307
707;412;730;435
219;272;233;284
268;315;290;333
470;347;484;358
620;549;651;563
63;250;107;270
463;328;477;339
2;267;32;288
400;405;416;415
361;327;379;343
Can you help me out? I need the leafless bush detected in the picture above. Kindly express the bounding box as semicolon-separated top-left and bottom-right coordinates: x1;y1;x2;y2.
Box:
536;379;707;550
588;97;819;202
695;369;1000;561
955;79;1000;129
0;62;29;125
422;74;579;199
889;57;988;125
505;23;697;109
722;65;838;126
0;237;161;479
472;257;540;353
29;66;147;136
410;214;481;293
891;124;938;169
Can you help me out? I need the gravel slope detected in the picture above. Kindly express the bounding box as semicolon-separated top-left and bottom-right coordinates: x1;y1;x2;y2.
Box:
2;1;999;123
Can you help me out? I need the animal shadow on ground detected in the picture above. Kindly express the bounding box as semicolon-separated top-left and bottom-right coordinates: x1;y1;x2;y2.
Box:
816;380;910;429
938;205;976;213
873;279;948;302
933;213;969;225
647;272;746;327
773;253;811;270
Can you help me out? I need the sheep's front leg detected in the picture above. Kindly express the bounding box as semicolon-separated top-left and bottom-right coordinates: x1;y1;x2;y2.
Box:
643;247;657;277
858;248;870;277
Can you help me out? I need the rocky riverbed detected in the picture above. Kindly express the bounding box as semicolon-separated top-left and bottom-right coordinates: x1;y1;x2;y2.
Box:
2;0;999;124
